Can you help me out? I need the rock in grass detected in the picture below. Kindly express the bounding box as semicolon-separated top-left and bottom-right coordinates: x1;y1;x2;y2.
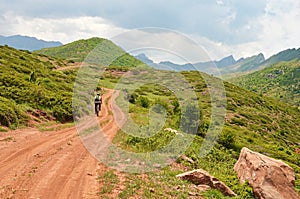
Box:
176;169;236;197
234;147;300;199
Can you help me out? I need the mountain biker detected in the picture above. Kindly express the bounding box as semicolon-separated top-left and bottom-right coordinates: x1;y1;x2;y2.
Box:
94;93;102;116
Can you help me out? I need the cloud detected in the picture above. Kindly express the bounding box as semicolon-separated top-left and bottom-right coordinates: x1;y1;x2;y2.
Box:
247;0;300;58
0;13;126;43
193;0;300;60
216;0;224;6
110;28;214;63
0;1;300;62
0;0;268;44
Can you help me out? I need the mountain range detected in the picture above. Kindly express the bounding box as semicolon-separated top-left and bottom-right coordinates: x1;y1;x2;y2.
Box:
135;53;264;75
0;35;62;51
136;48;300;77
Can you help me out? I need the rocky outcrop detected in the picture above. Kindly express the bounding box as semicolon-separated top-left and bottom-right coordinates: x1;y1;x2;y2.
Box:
176;169;236;197
234;147;300;199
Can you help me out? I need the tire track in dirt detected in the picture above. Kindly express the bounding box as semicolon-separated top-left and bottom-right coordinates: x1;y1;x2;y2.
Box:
0;89;126;199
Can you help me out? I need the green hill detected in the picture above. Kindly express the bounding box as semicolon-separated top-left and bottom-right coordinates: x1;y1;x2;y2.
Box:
108;69;300;197
35;37;144;68
231;60;300;106
261;48;300;68
0;45;77;128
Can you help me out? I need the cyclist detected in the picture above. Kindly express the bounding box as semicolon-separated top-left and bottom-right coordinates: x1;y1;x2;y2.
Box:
94;93;102;116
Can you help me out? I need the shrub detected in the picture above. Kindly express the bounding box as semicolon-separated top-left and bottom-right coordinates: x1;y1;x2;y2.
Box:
129;93;138;104
52;104;73;122
218;130;235;149
139;96;149;108
0;96;28;127
172;100;180;115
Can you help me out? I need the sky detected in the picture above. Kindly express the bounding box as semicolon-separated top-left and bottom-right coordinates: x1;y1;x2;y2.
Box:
1;0;300;62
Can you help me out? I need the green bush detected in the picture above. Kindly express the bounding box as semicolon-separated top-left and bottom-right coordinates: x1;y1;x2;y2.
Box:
0;96;28;127
52;104;73;122
0;45;77;127
129;93;138;104
139;96;150;108
218;130;235;149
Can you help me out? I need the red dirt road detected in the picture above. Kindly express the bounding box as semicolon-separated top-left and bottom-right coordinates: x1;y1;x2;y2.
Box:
0;89;125;199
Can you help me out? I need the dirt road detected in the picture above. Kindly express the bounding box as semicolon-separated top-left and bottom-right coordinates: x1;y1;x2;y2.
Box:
0;89;125;199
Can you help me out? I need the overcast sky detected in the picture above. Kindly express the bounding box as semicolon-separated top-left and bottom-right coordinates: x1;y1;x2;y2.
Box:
1;0;300;62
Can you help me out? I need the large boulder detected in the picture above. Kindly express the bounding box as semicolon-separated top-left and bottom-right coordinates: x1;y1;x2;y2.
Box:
234;147;300;199
176;169;237;197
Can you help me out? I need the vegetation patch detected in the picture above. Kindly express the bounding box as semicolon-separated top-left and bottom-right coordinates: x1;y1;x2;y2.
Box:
232;60;300;106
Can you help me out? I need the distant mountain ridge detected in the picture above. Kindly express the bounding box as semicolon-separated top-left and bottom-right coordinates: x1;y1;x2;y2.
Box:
135;47;300;77
260;48;300;67
216;55;236;68
224;53;265;74
135;53;265;75
0;35;62;51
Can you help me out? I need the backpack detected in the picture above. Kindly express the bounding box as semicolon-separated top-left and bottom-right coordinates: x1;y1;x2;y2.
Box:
95;95;101;102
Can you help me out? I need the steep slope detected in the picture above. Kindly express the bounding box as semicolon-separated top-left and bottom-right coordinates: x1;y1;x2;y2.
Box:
232;60;300;106
111;69;300;197
216;55;236;68
223;53;265;74
35;37;144;68
261;48;300;67
0;45;76;128
0;35;62;51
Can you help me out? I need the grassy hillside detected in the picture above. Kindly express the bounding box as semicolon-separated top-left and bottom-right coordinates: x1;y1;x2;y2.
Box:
0;45;77;128
232;60;300;106
35;37;144;68
96;69;300;198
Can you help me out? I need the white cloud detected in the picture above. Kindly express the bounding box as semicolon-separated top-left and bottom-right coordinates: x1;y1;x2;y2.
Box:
200;0;300;60
243;0;300;58
216;0;224;6
111;29;213;63
0;13;126;43
1;0;300;63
